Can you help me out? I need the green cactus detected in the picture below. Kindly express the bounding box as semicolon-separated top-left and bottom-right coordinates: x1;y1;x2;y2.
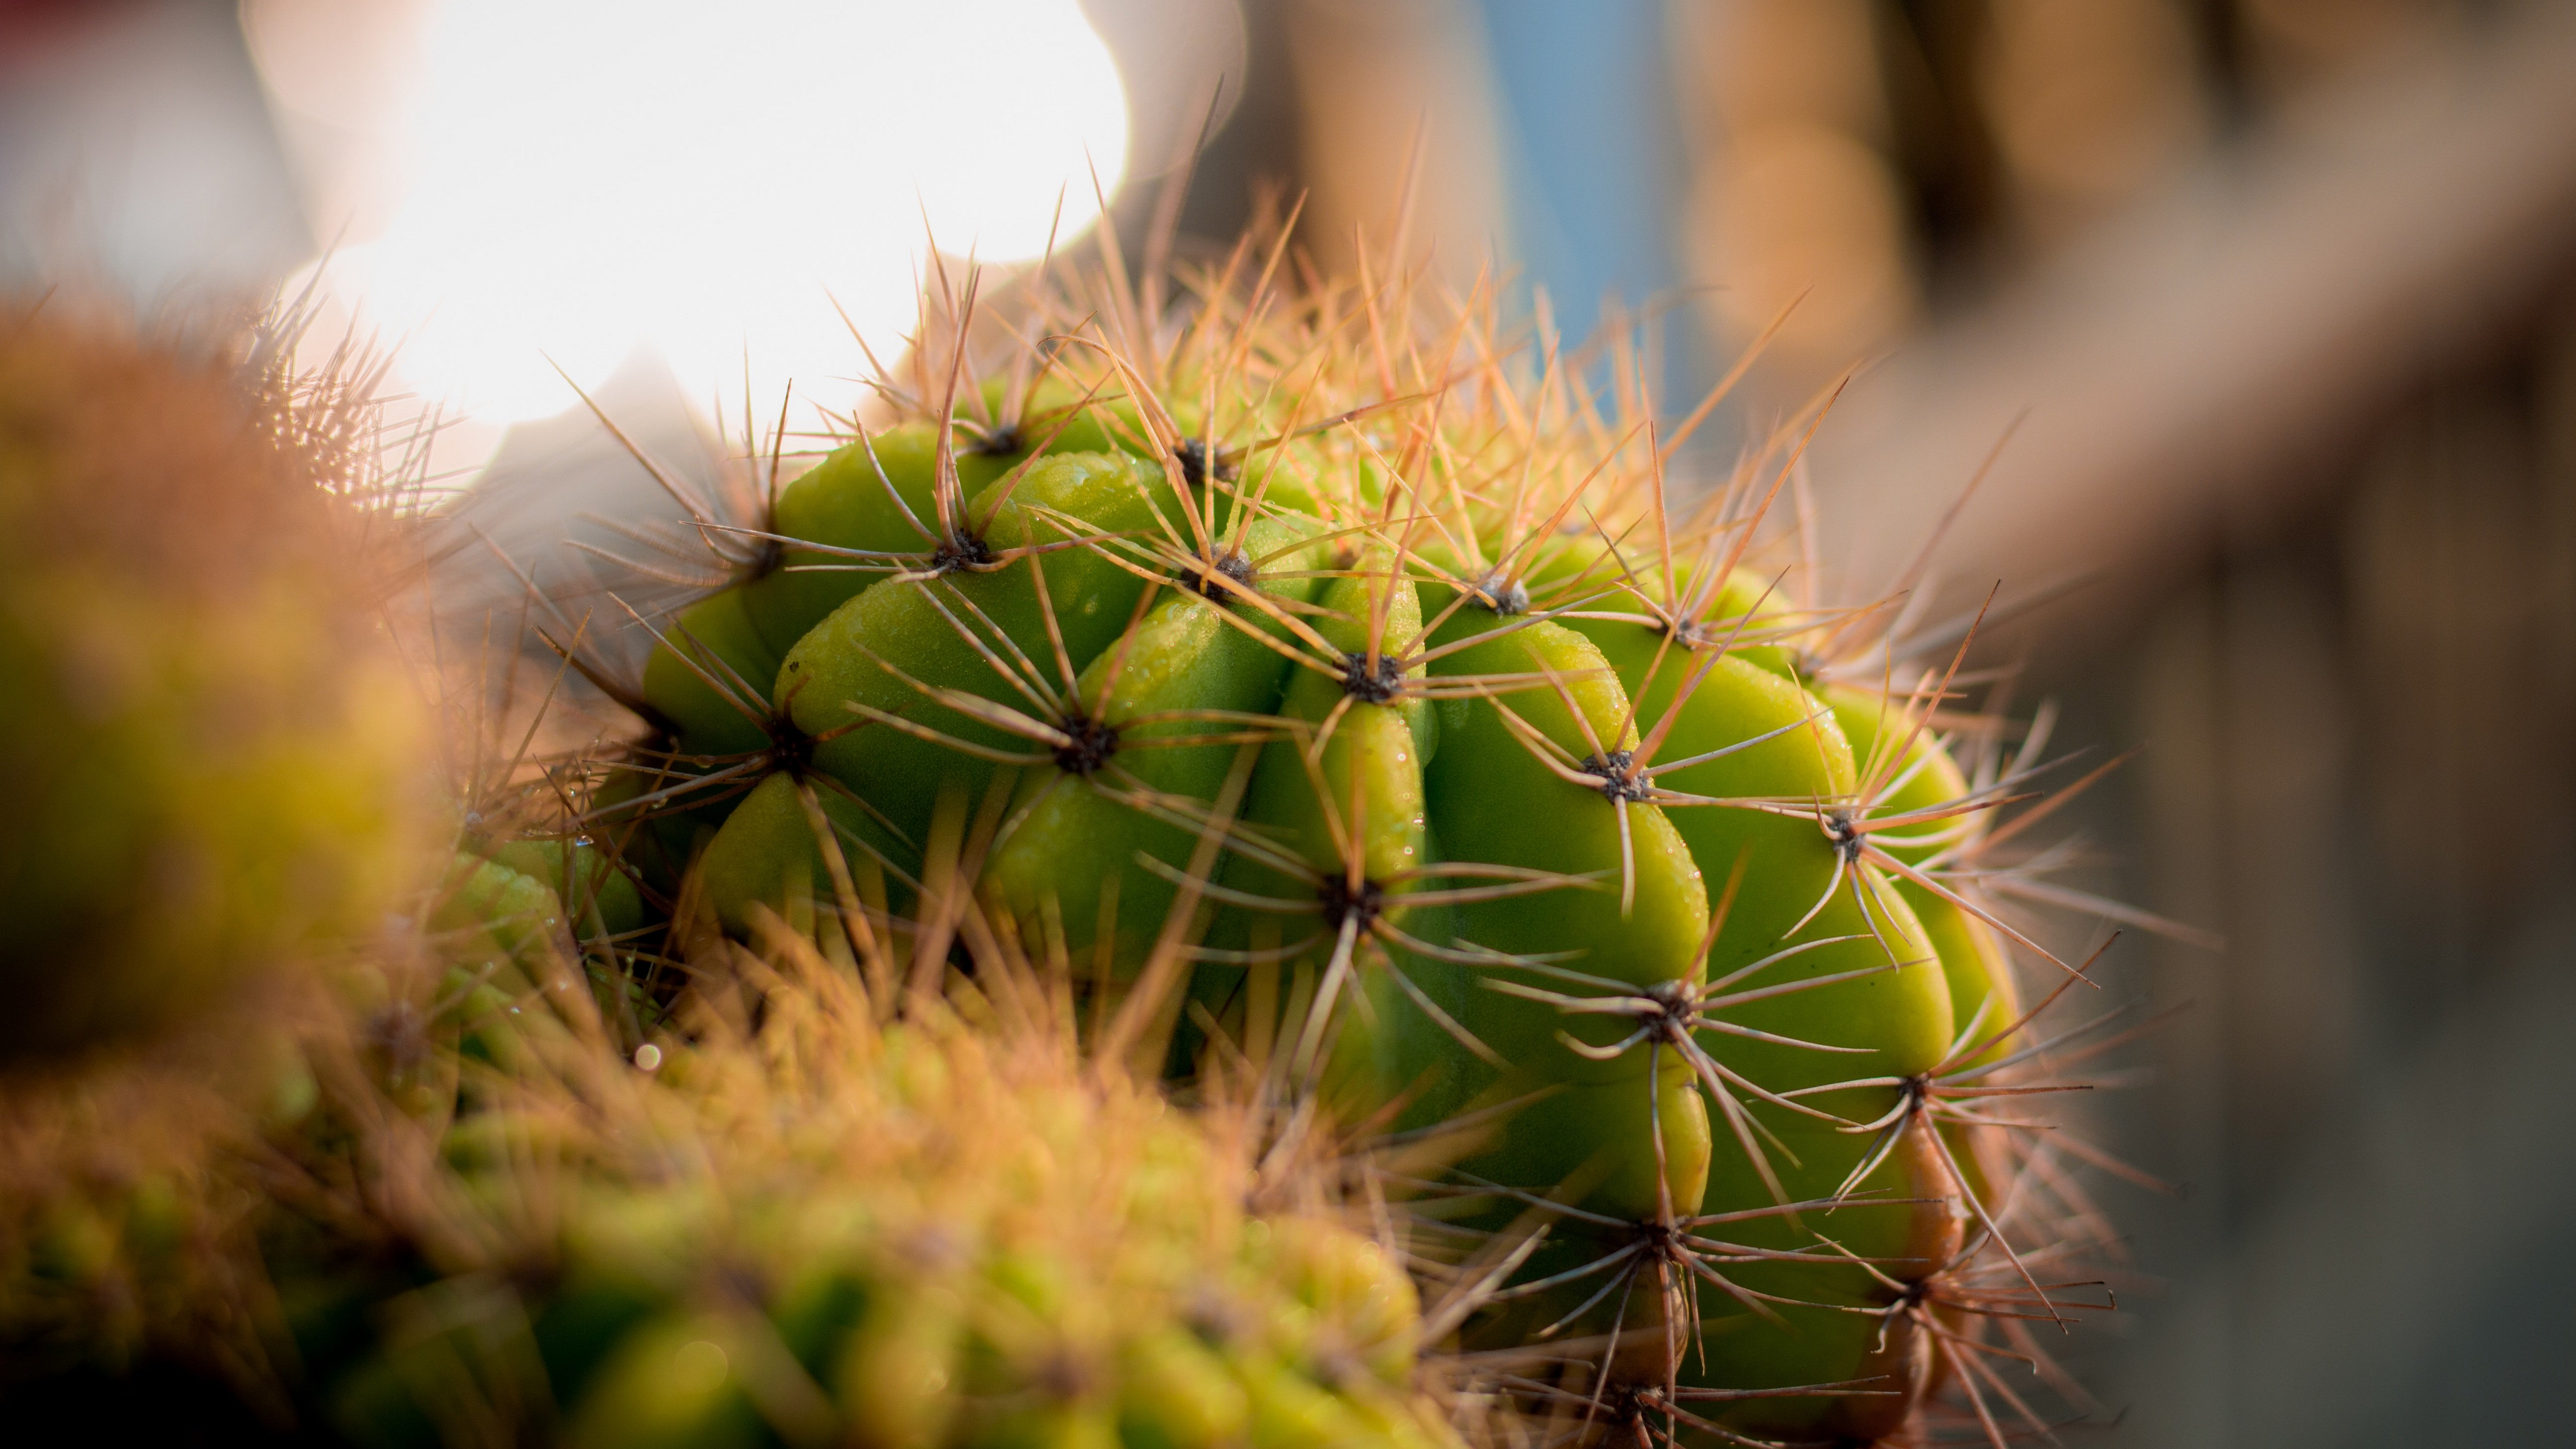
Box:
544;228;2134;1445
0;312;427;1060
282;938;1461;1449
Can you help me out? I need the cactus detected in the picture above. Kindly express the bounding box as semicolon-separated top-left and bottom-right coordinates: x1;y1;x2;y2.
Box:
0;308;426;1059
0;300;424;1430
539;217;2139;1445
286;924;1461;1449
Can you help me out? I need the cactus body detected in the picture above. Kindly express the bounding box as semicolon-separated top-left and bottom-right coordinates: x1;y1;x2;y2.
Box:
0;314;423;1059
554;232;2115;1443
300;973;1457;1449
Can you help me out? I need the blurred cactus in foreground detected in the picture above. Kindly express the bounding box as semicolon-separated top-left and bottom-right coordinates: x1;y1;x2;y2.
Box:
0;308;426;1059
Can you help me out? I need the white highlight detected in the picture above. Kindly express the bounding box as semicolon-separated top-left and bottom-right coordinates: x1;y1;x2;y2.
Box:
273;1;1129;426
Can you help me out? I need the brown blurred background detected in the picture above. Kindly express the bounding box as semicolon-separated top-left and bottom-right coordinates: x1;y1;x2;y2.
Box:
9;2;2576;1442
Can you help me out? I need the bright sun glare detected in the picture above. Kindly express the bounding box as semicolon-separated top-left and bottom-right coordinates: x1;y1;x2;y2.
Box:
282;0;1130;428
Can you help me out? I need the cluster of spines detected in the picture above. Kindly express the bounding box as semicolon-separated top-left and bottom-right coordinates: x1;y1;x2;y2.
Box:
343;892;1474;1448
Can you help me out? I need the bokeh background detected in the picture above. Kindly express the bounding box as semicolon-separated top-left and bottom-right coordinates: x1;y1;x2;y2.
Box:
8;3;2575;1443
